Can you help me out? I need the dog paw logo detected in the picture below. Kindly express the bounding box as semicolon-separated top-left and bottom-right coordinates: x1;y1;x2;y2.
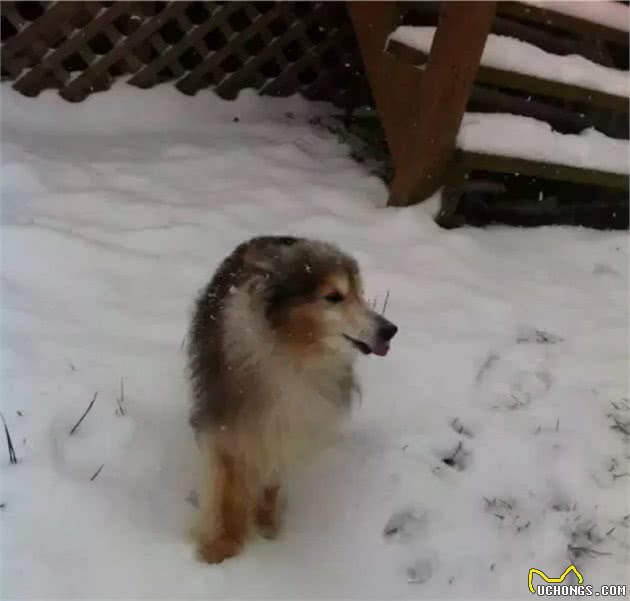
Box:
528;564;583;593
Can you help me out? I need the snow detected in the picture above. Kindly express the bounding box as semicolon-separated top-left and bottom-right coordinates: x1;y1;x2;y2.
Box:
521;1;630;33
458;113;630;174
1;84;629;599
388;27;630;99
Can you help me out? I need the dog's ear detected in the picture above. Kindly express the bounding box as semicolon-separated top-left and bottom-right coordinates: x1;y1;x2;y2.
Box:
242;247;275;274
242;236;299;275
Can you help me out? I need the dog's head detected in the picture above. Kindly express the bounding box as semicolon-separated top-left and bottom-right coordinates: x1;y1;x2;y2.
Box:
241;236;397;358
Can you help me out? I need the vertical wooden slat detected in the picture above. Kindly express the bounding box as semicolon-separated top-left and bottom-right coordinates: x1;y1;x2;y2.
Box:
390;1;496;206
389;2;496;206
347;2;414;170
349;1;496;206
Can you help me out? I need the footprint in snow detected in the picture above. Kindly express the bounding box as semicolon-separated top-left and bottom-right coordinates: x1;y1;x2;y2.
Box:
407;557;435;584
516;327;563;345
383;507;427;541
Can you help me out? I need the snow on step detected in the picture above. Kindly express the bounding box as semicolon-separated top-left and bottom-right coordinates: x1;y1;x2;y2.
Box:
388;26;629;99
458;113;629;175
521;1;629;33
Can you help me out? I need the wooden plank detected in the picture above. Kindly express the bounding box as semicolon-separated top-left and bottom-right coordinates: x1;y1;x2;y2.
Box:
469;85;591;133
207;6;309;98
128;2;229;89
460;151;629;189
61;2;190;101
176;4;288;96
347;1;417;170
387;38;629;112
437;148;628;227
387;1;496;206
1;2;81;59
261;19;346;97
497;1;629;46
13;3;129;97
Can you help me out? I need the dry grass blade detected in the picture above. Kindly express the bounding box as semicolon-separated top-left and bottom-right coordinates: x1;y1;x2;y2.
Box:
568;544;612;558
90;464;104;481
70;392;98;436
116;377;125;416
381;289;390;314
609;415;630;436
0;411;17;464
443;441;463;466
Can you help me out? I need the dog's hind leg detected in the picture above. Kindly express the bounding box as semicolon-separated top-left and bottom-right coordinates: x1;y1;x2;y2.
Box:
195;434;250;563
255;482;282;539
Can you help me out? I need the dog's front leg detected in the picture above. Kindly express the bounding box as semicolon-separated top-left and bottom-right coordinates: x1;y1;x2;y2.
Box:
196;438;249;563
255;482;282;539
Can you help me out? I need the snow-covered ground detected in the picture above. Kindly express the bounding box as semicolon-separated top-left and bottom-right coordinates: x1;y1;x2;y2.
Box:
1;84;628;600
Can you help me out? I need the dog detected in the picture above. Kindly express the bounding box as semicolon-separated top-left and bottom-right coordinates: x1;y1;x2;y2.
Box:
186;236;397;563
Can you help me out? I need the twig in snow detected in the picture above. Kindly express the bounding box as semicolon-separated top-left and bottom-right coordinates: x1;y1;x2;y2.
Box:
90;464;104;481
517;521;530;533
585;524;597;541
443;441;463;467
609;414;630;436
605;526;615;536
116;377;125;416
476;353;499;383
69;392;98;436
180;335;186;350
612;472;629;480
381;290;390;315
568;545;611;558
0;411;17;464
451;418;473;438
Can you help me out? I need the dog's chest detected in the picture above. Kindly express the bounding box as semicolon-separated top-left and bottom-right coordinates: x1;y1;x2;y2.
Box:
257;367;348;472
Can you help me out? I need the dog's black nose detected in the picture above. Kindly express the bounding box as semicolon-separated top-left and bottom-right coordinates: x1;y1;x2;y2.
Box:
378;320;398;342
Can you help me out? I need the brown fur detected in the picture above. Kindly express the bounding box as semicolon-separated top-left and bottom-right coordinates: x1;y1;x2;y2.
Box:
187;236;396;563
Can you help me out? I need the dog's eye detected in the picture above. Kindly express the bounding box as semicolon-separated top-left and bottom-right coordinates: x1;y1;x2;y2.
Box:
325;291;344;304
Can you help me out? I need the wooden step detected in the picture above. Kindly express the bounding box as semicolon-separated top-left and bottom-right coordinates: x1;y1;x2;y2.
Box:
387;26;629;112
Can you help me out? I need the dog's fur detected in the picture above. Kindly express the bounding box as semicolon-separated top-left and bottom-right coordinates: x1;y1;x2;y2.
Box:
187;236;397;563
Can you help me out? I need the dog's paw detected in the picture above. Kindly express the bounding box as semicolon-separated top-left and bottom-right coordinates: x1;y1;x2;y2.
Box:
255;509;282;540
257;519;281;540
255;485;283;540
196;537;242;564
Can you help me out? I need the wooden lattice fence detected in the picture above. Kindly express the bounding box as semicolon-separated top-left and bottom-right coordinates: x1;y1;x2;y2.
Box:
1;1;370;107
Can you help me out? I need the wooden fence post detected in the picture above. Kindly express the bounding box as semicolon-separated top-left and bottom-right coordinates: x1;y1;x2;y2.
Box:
347;2;421;169
390;1;496;206
349;1;496;207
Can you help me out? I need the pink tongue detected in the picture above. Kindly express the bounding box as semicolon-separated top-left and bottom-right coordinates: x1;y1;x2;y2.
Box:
373;341;390;356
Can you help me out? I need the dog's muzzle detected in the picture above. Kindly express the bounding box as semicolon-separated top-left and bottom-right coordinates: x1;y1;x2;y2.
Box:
344;314;398;357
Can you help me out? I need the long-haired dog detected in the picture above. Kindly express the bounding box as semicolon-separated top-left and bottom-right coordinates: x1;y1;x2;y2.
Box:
187;236;397;563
